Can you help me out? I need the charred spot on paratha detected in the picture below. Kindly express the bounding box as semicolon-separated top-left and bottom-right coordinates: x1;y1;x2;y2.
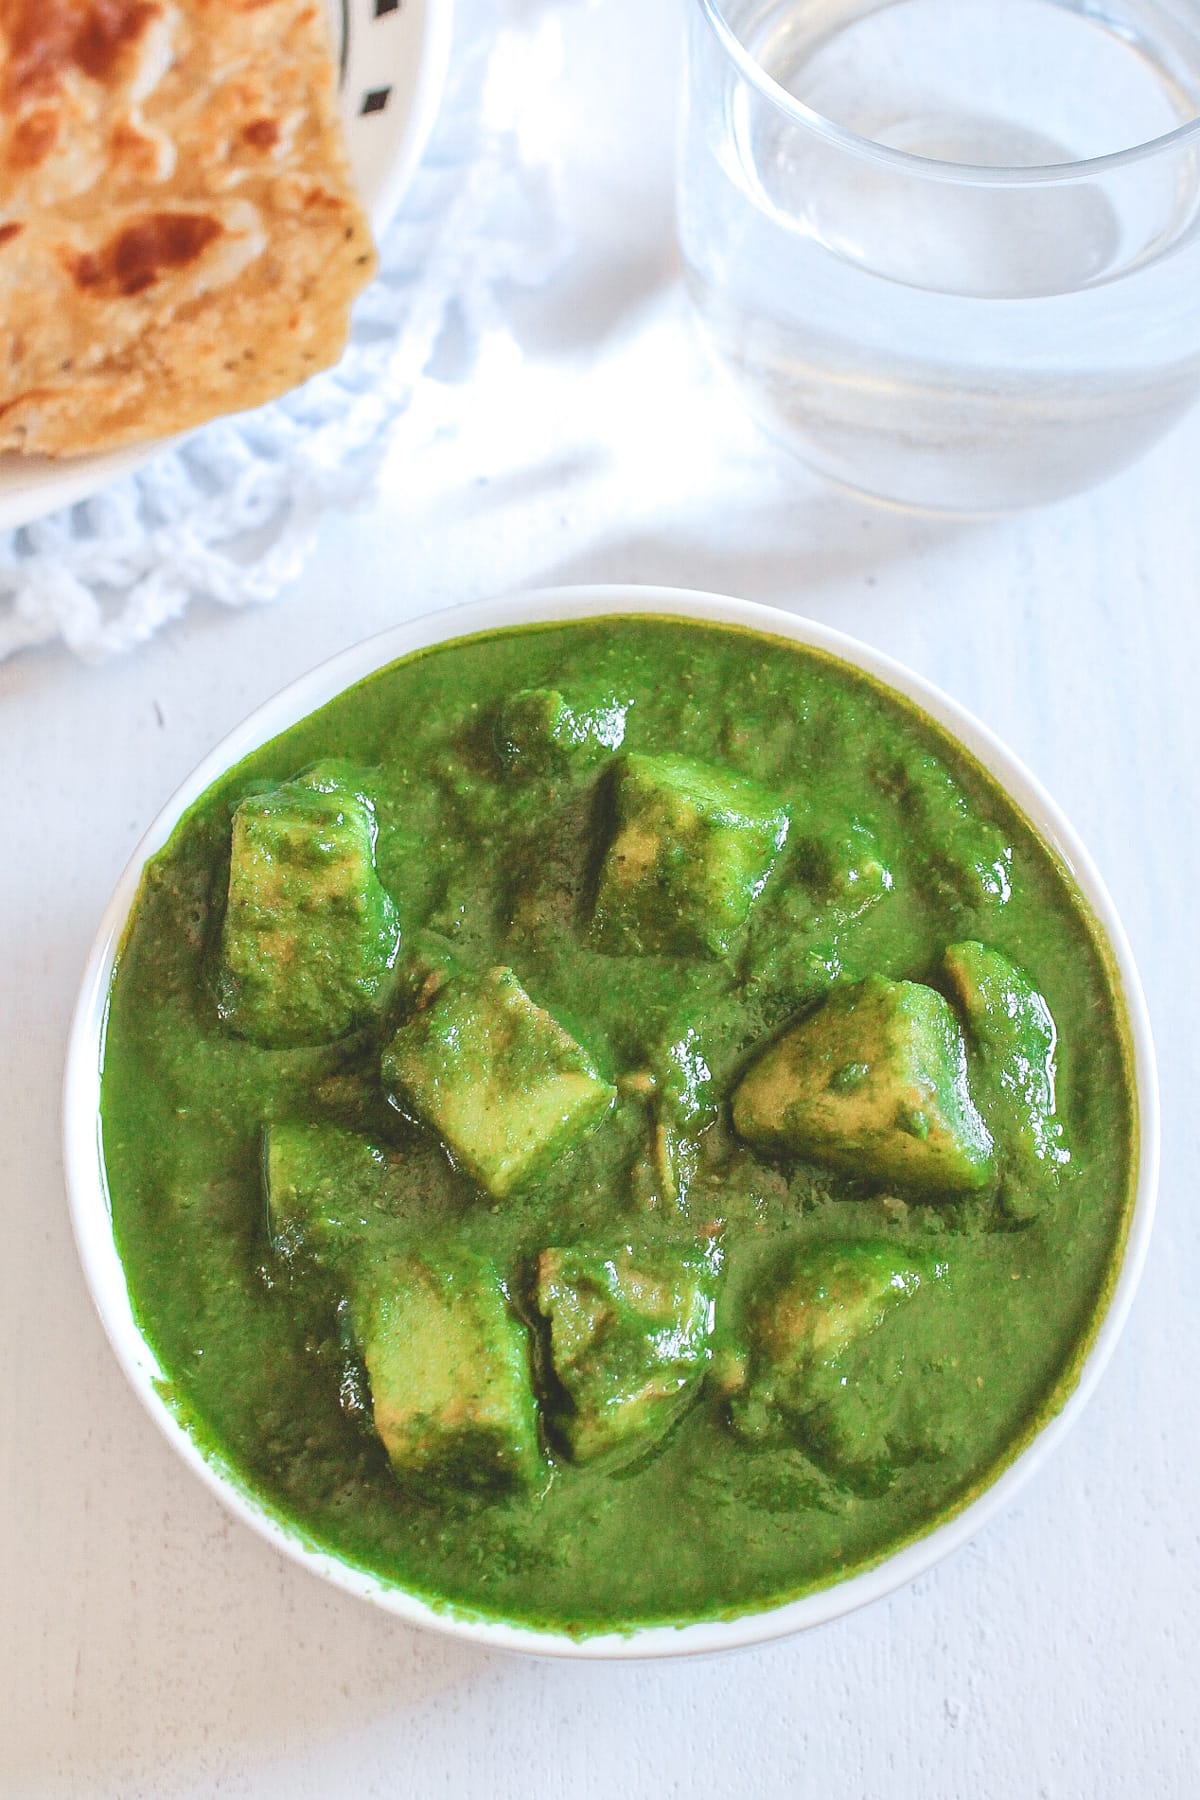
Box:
71;210;224;298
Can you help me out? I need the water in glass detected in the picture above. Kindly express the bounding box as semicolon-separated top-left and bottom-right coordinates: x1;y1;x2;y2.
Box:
679;0;1200;510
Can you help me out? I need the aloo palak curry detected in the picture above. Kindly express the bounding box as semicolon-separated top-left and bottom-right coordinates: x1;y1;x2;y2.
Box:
100;618;1136;1633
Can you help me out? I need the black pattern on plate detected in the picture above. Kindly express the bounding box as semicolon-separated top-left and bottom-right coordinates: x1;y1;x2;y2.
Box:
337;0;350;85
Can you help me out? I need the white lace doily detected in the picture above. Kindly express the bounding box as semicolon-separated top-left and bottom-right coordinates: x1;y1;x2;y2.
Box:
0;0;569;664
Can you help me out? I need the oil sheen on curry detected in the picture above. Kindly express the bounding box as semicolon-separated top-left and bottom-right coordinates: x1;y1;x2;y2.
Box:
100;618;1137;1633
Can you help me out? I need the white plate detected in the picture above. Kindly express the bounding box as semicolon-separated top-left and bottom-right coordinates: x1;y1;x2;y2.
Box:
0;0;454;534
63;585;1160;1660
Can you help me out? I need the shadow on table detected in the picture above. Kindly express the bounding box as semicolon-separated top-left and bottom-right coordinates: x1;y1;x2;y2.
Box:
507;242;682;363
523;483;987;620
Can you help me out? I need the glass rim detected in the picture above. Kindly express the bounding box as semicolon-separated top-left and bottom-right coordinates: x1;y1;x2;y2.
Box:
694;0;1200;186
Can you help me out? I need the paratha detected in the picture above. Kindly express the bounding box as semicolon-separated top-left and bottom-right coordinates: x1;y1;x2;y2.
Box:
0;0;378;457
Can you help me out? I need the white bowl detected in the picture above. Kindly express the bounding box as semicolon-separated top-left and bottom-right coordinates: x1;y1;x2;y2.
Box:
63;586;1159;1659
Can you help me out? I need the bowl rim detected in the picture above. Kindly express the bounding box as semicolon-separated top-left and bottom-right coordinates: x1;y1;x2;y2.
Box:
62;583;1160;1660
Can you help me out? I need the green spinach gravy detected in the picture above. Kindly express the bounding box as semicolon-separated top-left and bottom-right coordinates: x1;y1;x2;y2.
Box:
100;618;1136;1634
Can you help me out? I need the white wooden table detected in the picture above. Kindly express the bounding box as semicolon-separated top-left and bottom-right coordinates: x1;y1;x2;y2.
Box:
2;3;1195;1794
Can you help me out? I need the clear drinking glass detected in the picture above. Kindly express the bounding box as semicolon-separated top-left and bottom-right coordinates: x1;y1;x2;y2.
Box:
677;0;1200;512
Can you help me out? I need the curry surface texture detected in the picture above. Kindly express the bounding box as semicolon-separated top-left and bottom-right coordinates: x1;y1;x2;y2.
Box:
99;619;1136;1633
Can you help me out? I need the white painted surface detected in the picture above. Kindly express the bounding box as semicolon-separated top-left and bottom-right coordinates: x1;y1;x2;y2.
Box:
1;1;1195;1793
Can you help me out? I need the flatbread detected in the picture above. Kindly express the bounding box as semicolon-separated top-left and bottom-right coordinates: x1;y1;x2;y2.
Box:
0;0;378;457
